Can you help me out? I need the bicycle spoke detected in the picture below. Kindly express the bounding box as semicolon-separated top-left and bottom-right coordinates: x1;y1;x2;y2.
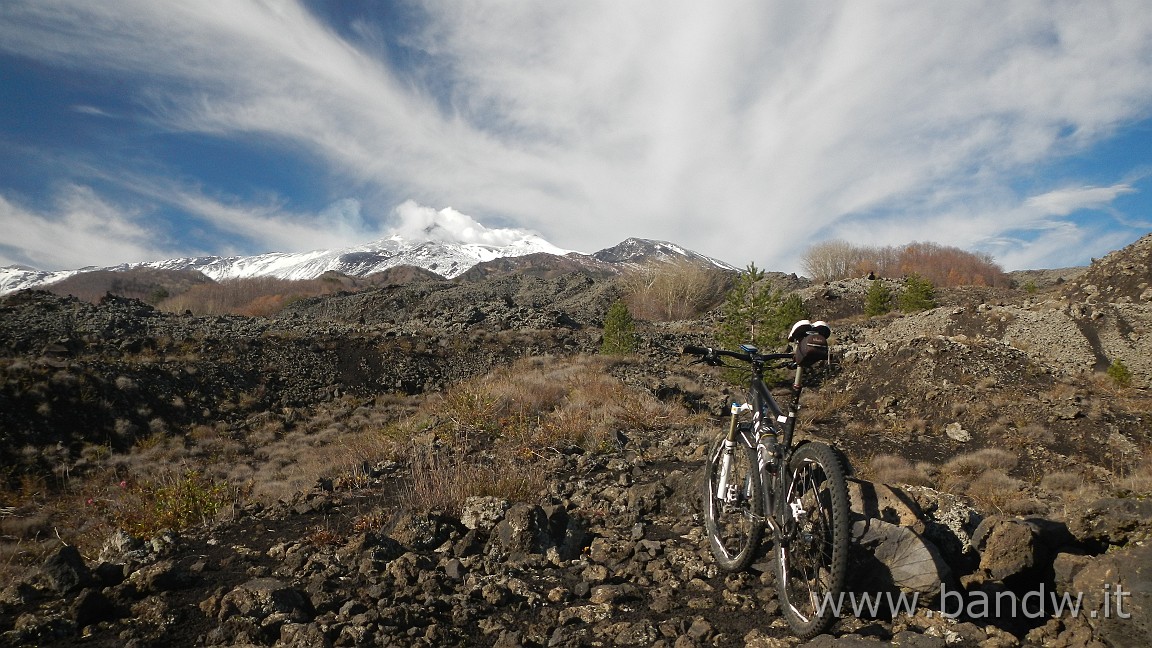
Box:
776;443;850;640
703;435;762;571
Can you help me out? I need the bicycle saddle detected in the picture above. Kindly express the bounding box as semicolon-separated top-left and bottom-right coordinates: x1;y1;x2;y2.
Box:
788;319;831;342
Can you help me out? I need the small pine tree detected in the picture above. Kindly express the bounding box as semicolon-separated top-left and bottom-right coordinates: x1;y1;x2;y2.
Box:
899;273;937;312
864;279;893;317
1107;359;1133;388
773;293;809;337
719;263;809;350
717;265;811;385
601;300;637;355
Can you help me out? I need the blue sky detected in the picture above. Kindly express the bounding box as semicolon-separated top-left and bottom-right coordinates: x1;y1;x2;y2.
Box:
1;1;1151;274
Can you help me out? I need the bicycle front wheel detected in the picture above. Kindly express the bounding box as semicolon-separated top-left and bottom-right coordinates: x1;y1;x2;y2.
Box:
702;434;763;572
775;441;850;640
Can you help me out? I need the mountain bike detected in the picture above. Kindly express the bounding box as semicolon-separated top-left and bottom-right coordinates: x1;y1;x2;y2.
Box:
684;320;850;640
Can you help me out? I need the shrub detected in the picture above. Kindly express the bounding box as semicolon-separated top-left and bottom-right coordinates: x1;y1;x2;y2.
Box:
801;240;867;282
899;273;937;312
106;470;234;537
800;239;1009;287
620;259;730;321
601;300;637;356
158;277;352;317
1107;359;1133;388
864;279;893;317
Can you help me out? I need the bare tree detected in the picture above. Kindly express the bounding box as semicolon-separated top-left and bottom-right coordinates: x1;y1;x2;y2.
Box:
801;240;866;281
801;240;1009;287
620;259;731;321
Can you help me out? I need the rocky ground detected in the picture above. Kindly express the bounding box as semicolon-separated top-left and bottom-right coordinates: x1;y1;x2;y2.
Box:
1;235;1151;647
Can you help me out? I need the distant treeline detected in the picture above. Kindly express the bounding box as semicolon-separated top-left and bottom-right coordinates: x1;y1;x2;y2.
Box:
801;240;1010;287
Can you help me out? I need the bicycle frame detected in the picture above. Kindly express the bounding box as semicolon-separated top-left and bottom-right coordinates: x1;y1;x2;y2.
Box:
727;351;808;534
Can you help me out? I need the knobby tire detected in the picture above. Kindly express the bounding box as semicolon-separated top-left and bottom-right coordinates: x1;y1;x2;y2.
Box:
702;434;763;572
775;441;850;640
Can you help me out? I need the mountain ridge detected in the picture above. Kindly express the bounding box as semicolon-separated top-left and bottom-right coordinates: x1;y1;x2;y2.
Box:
0;235;735;296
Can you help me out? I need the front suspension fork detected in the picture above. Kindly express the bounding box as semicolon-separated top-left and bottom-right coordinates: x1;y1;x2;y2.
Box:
716;402;752;500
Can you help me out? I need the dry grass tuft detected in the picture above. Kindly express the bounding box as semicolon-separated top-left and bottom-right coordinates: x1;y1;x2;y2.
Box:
405;444;544;516
799;389;855;427
304;523;343;547
1040;471;1087;493
863;454;934;487
965;469;1028;513
1039;470;1102;509
938;448;1018;494
1115;457;1152;496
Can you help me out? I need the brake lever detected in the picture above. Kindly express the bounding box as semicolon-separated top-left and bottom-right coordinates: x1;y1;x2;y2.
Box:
688;355;725;367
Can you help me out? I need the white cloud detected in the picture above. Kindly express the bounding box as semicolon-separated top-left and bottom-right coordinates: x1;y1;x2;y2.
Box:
71;168;393;255
0;187;170;270
388;200;554;248
1;1;1151;272
1025;184;1137;216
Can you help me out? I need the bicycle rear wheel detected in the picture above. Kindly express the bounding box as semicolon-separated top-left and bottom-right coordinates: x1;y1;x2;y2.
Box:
775;441;850;640
702;434;763;572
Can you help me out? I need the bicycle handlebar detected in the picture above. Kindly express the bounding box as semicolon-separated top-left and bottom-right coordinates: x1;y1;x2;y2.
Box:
682;345;792;364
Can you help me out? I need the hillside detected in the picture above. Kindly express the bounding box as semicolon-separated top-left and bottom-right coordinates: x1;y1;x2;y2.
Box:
0;235;1149;647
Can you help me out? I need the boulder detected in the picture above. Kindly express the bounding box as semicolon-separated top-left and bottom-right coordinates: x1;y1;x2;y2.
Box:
974;518;1040;582
491;503;555;557
41;545;92;595
845;479;953;601
460;496;511;531
970;515;1078;583
387;511;456;551
1067;497;1152;548
213;577;314;626
849;518;952;598
902;486;983;571
848;478;927;534
1070;543;1152;648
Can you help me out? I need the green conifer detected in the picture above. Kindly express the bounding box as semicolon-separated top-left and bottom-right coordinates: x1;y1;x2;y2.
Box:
601;300;637;355
899;273;937;312
864;279;893;317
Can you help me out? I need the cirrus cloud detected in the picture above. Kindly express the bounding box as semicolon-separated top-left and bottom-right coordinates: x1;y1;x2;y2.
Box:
0;1;1150;273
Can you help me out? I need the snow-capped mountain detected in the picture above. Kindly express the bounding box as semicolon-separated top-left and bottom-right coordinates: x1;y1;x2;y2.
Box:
0;266;88;296
0;235;736;296
592;238;738;270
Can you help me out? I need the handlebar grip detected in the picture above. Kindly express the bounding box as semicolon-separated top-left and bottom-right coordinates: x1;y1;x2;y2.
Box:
683;345;711;356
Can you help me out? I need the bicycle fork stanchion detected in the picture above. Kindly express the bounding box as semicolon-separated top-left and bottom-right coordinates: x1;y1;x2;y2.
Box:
717;402;752;500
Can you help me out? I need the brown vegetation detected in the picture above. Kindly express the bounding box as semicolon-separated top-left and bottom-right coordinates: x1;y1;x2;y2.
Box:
0;354;699;579
618;259;731;321
802;239;1010;287
157;276;353;316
